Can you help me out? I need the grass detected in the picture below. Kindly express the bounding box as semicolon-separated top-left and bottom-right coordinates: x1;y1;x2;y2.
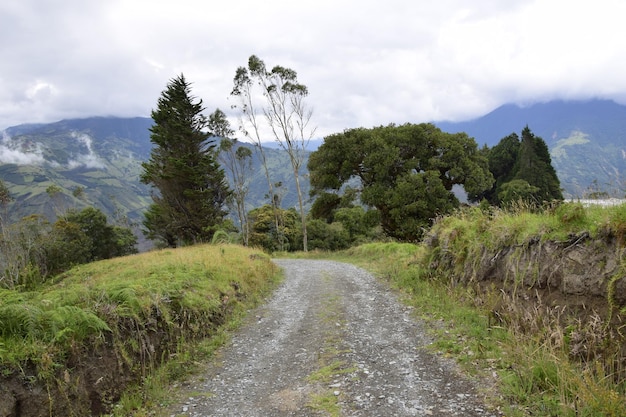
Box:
0;243;281;416
307;391;341;417
303;274;356;416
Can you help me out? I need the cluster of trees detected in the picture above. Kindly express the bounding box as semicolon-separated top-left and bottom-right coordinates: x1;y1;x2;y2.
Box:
140;64;563;249
0;198;137;289
245;203;381;252
143;56;316;251
306;124;562;242
1;58;565;263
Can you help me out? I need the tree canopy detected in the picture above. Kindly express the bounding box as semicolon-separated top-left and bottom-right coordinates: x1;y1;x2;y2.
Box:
308;123;493;241
141;74;230;247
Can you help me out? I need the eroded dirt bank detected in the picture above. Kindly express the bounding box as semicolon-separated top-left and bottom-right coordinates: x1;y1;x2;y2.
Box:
158;259;499;416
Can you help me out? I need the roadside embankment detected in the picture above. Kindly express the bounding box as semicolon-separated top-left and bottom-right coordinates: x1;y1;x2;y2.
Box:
415;202;626;415
0;244;280;417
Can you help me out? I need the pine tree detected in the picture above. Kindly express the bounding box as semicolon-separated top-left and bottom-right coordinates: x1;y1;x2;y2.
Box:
141;74;230;247
514;126;563;202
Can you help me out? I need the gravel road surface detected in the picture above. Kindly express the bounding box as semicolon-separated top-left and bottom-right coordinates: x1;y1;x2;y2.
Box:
161;259;499;416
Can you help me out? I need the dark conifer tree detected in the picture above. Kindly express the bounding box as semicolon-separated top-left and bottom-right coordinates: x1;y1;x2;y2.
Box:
514;126;563;202
141;74;230;246
486;126;563;205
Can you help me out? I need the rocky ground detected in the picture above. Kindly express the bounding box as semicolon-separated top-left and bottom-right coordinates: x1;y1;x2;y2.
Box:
157;259;501;416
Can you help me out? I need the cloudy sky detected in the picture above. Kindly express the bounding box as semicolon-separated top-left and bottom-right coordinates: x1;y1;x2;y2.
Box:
2;0;626;138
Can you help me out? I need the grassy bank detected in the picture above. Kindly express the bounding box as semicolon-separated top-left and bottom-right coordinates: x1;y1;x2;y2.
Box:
315;202;626;416
0;244;281;416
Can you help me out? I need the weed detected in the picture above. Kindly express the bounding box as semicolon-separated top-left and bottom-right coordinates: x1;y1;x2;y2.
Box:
307;391;341;416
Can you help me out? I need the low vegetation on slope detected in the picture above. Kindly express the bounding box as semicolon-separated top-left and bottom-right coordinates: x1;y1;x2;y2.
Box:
328;201;626;416
0;244;280;417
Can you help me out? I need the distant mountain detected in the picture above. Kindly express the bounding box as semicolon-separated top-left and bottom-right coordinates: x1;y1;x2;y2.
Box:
436;100;626;198
1;117;154;225
0;117;308;230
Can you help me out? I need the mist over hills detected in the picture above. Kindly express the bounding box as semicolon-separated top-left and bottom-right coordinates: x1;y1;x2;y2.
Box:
1;117;153;225
0;117;305;227
1;99;624;235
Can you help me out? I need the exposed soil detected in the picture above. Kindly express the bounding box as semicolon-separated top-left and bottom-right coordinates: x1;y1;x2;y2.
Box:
157;259;501;416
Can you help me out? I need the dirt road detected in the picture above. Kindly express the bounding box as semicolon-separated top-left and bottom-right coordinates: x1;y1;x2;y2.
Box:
160;259;499;416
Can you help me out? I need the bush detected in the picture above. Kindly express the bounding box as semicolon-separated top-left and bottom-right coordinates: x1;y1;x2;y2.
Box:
0;207;138;289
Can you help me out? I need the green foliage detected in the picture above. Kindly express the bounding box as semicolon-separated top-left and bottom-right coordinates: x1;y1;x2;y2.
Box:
0;302;110;343
486;126;563;206
306;219;350;251
45;207;138;276
141;74;230;247
498;179;540;206
308;123;493;241
248;205;301;252
44;218;93;274
333;206;380;241
308;190;381;249
0;207;137;288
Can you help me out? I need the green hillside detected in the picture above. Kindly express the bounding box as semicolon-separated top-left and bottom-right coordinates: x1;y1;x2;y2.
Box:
0;117;310;229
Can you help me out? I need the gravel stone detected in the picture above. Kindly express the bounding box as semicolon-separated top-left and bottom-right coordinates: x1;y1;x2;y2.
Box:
159;259;500;416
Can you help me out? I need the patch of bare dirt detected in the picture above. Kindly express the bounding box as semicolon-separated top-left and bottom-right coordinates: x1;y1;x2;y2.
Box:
157;260;501;416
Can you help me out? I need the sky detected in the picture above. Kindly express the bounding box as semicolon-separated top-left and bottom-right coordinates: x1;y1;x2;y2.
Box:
2;0;626;139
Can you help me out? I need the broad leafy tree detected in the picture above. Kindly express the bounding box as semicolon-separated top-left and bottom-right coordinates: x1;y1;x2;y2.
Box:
141;75;230;247
309;123;493;241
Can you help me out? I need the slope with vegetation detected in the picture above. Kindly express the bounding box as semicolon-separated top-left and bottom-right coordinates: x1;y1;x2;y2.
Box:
0;117;153;225
0;204;138;289
0;244;279;417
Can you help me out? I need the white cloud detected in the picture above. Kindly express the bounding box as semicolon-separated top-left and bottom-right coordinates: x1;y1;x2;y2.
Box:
0;131;45;165
66;132;106;169
0;0;625;137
